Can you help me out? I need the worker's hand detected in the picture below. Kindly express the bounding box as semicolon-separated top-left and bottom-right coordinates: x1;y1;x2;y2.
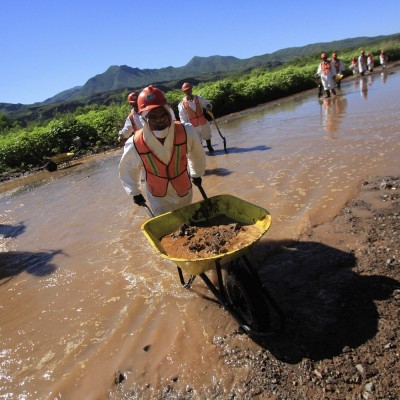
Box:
205;104;212;111
133;194;146;206
192;177;202;187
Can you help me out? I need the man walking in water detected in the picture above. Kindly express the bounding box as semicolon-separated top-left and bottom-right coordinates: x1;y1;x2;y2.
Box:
178;82;215;154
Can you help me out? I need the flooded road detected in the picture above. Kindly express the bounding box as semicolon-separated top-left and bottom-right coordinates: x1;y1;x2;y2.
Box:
1;68;399;399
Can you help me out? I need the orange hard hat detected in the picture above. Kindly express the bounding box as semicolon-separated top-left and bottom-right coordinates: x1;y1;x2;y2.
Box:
321;53;327;59
127;92;139;104
182;82;192;91
137;85;168;114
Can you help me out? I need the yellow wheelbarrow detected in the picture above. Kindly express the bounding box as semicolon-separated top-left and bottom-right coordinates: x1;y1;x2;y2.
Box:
140;185;285;338
45;152;75;172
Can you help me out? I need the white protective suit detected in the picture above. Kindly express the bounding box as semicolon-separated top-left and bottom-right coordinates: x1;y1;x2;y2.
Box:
379;53;388;69
178;95;212;141
118;110;143;140
118;108;206;216
332;58;345;75
358;54;368;75
317;60;336;90
367;55;374;71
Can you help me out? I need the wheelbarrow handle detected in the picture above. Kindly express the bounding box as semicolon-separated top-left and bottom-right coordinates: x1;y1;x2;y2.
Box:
192;180;208;200
142;203;155;217
135;200;155;218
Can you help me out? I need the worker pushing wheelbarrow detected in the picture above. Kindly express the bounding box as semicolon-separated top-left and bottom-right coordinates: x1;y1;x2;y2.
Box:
118;85;284;338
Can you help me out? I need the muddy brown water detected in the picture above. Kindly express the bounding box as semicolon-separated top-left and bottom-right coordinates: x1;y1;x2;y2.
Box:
1;68;399;399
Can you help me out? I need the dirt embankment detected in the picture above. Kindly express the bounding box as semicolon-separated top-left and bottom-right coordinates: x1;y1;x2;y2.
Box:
212;175;400;399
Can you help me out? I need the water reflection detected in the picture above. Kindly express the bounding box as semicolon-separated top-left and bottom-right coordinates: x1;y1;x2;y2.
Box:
367;74;375;87
320;96;348;136
381;71;388;84
360;76;368;100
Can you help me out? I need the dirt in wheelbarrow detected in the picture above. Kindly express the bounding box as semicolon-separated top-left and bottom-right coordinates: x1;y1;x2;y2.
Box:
160;215;262;259
140;176;400;399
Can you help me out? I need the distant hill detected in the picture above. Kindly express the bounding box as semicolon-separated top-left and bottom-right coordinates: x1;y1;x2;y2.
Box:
1;33;399;122
43;34;397;104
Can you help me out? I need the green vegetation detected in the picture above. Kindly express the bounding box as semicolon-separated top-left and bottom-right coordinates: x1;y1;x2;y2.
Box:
1;37;399;178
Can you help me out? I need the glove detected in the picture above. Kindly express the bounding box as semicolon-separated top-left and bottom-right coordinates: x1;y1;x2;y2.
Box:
205;104;212;111
133;194;146;206
192;177;202;187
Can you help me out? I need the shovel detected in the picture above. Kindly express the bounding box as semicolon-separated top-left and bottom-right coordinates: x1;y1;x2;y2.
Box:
206;111;228;153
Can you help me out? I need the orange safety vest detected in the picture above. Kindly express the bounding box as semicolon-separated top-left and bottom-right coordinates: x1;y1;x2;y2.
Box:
133;122;192;197
128;110;139;132
321;60;332;75
183;96;207;127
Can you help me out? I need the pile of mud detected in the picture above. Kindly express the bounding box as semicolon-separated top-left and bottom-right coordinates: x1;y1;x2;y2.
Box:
160;215;262;259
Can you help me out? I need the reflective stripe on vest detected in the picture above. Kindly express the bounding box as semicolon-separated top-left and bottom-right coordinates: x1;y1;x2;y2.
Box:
183;96;207;127
133;122;192;197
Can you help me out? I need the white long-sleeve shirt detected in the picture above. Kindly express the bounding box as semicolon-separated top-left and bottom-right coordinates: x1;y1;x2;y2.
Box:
118;110;143;140
119;121;206;215
332;58;345;74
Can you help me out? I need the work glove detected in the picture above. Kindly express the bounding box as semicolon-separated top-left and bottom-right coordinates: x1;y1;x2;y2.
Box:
133;194;146;206
192;177;202;187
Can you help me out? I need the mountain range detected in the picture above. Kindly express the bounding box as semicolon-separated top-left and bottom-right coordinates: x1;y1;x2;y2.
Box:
1;33;398;121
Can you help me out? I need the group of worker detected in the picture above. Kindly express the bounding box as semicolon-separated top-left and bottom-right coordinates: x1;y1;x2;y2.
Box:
316;49;389;98
118;83;214;216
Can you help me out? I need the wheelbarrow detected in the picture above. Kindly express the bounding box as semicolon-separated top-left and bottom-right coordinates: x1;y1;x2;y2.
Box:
139;187;285;338
45;152;75;172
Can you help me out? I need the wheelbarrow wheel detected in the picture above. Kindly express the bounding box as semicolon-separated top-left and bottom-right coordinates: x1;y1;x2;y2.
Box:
46;161;58;172
224;260;270;332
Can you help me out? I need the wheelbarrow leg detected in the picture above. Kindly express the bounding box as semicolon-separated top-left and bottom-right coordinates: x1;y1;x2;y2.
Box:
177;266;196;288
241;255;285;333
199;260;253;335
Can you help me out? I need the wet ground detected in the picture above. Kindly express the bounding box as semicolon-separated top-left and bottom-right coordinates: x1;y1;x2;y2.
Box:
0;65;399;399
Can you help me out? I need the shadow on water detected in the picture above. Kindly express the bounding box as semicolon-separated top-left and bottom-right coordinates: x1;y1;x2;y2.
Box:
0;249;62;285
204;168;232;177
246;239;399;363
207;145;272;156
0;221;26;238
225;145;272;154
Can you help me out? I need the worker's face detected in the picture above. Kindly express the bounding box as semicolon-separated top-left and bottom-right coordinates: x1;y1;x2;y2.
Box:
183;89;193;98
146;107;171;131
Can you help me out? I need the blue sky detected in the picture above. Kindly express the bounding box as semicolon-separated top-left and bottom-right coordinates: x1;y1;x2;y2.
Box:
1;0;399;105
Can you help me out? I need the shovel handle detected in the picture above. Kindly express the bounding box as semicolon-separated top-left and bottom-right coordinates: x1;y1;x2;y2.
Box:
206;110;228;153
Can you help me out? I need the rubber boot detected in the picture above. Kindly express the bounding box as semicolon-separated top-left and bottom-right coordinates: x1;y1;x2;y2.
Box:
206;139;214;153
325;90;331;98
